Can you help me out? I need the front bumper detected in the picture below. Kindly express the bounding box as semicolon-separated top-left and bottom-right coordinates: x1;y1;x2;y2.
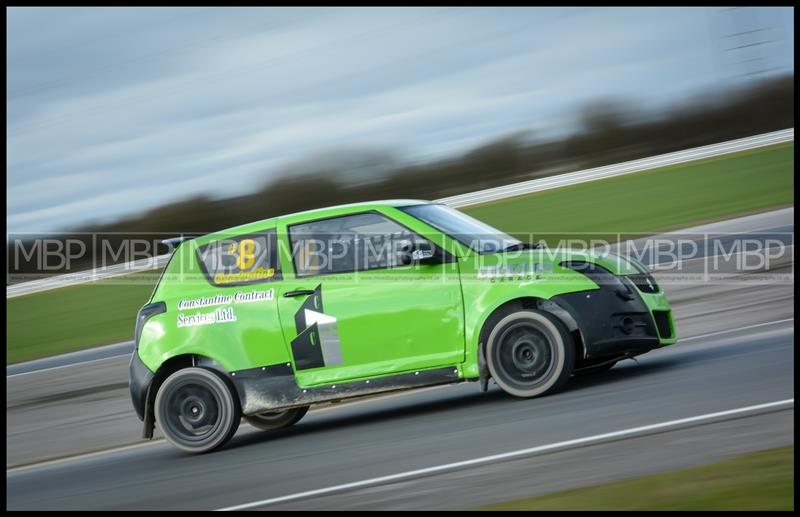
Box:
552;279;673;360
128;350;154;421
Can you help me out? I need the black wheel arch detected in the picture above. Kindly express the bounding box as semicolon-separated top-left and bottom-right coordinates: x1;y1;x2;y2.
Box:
477;297;586;389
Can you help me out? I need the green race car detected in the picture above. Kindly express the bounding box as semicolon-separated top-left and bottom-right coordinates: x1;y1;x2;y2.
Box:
129;200;676;453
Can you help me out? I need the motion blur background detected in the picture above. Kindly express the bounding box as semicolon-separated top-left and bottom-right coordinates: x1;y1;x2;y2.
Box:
6;6;795;511
7;7;794;264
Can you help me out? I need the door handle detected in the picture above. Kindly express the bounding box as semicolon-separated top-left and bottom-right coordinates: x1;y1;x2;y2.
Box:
283;289;315;298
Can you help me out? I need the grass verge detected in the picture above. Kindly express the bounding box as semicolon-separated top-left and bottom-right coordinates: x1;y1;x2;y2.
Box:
6;142;794;363
467;142;794;245
7;270;158;364
480;445;794;510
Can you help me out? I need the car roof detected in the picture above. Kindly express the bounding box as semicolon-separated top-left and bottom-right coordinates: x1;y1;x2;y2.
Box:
277;199;430;224
194;199;431;245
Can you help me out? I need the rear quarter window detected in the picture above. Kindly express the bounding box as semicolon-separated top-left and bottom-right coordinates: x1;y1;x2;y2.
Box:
196;230;281;287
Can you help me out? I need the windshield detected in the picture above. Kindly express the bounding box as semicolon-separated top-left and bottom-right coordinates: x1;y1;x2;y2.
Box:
399;204;522;253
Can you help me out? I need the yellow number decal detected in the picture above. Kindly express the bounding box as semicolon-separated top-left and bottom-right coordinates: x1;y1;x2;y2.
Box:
236;239;256;270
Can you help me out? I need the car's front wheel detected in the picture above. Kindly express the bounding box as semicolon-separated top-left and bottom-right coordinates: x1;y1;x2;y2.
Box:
486;309;575;398
244;406;309;431
155;367;241;453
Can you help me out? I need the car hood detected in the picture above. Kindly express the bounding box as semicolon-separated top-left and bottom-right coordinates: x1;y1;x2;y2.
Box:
493;247;644;276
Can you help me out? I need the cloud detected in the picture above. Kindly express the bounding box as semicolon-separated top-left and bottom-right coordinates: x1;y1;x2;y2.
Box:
6;7;794;233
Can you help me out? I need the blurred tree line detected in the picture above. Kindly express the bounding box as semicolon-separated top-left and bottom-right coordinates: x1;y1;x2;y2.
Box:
7;74;794;278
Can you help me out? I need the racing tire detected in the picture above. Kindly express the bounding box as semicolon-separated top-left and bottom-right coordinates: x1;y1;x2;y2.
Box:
244;406;310;431
155;367;241;453
486;309;575;398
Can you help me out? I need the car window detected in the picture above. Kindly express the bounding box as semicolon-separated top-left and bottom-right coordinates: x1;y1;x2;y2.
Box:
399;203;521;253
289;212;433;277
196;230;281;286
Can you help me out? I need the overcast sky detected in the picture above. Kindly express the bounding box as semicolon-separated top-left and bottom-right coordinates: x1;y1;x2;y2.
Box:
6;7;794;234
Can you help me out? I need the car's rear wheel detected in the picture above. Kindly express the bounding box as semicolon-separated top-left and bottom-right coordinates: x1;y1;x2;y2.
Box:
155;367;240;453
244;406;309;431
486;310;575;398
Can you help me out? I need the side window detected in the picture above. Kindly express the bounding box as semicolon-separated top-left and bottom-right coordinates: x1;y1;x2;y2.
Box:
289;212;434;277
196;230;281;286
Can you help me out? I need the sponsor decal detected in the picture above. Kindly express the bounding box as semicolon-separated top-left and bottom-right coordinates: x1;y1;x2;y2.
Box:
213;267;276;285
178;294;233;310
177;307;237;328
176;289;274;327
477;262;554;282
234;289;275;304
178;289;274;310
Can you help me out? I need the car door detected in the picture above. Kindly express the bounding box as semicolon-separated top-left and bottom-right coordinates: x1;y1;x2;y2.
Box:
276;210;465;388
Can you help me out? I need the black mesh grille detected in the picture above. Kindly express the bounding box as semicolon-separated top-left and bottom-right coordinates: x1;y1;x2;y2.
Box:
628;272;660;293
653;310;672;339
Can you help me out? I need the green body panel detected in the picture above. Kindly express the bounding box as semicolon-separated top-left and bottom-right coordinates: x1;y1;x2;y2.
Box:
274;268;466;388
136;200;676;390
273;206;467;387
456;247;676;377
639;289;677;344
458;250;601;379
274;268;465;387
139;225;291;373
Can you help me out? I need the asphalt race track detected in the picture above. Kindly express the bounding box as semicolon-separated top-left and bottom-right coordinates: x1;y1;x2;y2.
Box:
6;208;794;510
